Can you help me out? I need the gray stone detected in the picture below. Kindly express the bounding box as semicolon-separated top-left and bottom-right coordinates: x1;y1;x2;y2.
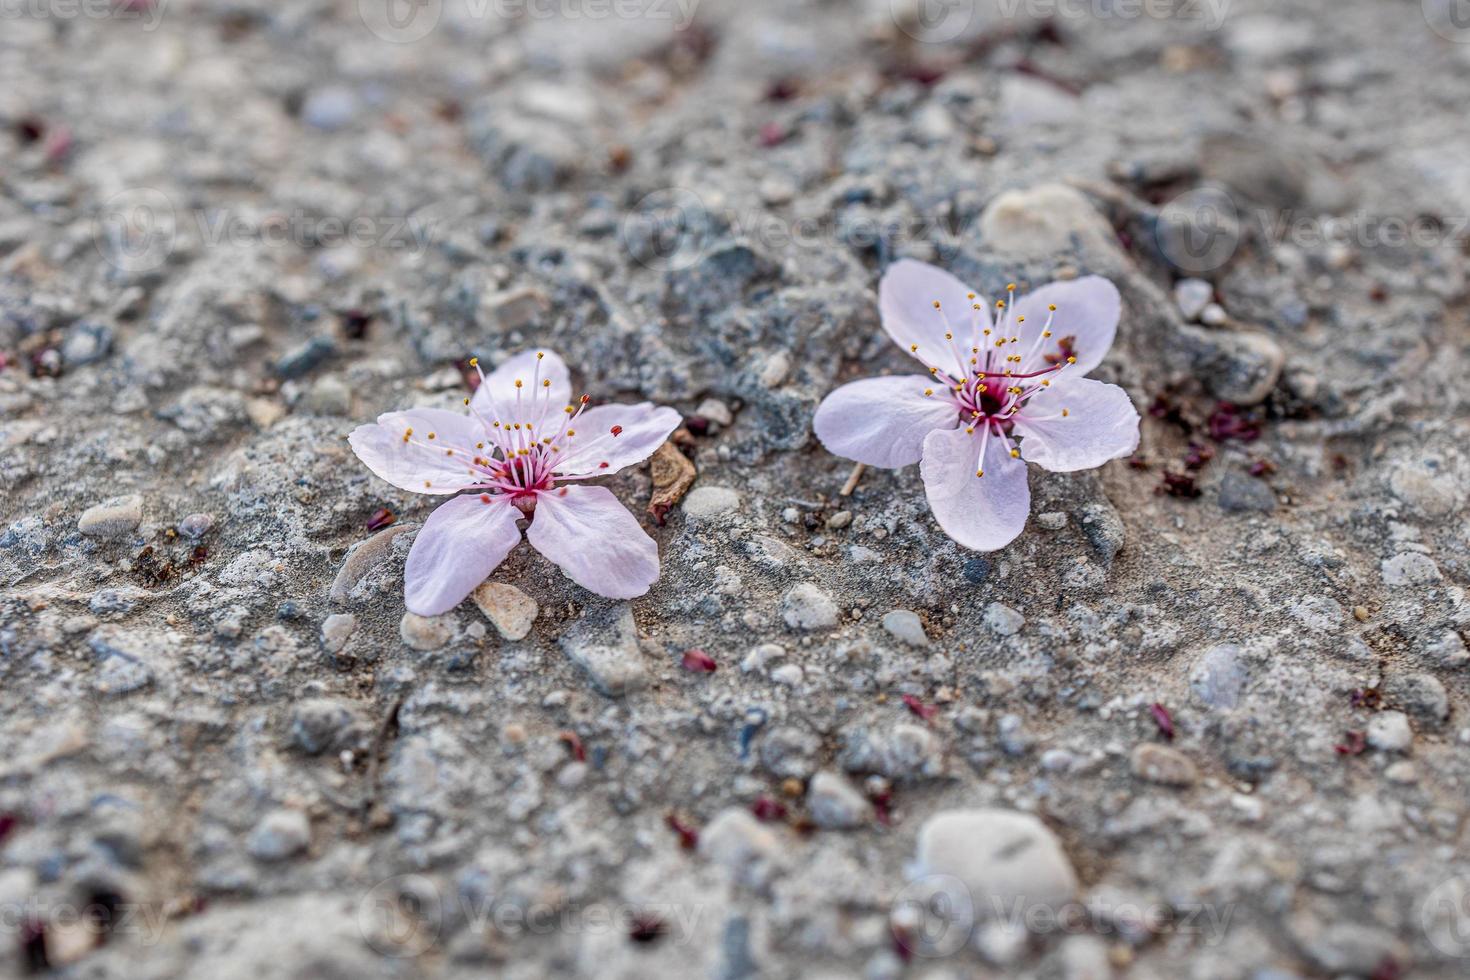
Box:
913;809;1078;912
301;86;359;131
1381;552;1441;586
1191;644;1247;710
320;613;356;654
782;583;839;631
1130;743;1199;786
984;602;1025;636
1177;325;1284;406
329;524;417;601
79;494;143;539
61;321;114;367
1382;672;1449;728
399;612;453;651
1366;711;1412;753
274;336;337;379
1174;278;1214;320
807;771;872;829
978;184;1119;261
247;809;311;861
1218;471;1276;513
290;698;362;755
881;610;929;647
699;808;784;887
559;604;647;696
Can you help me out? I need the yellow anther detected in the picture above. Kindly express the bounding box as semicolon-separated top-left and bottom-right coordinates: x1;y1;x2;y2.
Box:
567;429;576;436
463;397;470;405
972;303;981;310
1062;408;1070;417
924;388;934;396
515;379;523;388
1043;330;1052;338
929;367;939;375
445;449;453;456
542;379;551;387
1067;355;1077;364
564;406;574;414
910;344;919;352
423;480;431;488
996;300;1005;309
967;292;976;300
537;352;545;360
1041;379;1050;387
476;442;484;449
1048;304;1056;311
944;332;953;340
1009;448;1020;458
976;469;984;477
933;300;941;309
965;426;975;434
427;432;436;440
405;427;413;436
468;357;478;367
1007;283;1015;291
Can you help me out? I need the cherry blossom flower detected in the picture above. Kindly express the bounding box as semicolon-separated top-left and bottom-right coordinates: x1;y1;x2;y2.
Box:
349;350;681;614
813;260;1139;551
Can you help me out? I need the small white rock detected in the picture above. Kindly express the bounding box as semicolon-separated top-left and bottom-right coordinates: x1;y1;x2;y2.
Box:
984;602;1025;637
695;397;734;427
770;664;804;687
472;582;538;640
682;486;741;518
1173;278;1214;320
808;771;872;829
1367;710;1412;753
782;583;839;631
79;494;144;539
881;610;929;647
399;612;453;651
320;613;357;654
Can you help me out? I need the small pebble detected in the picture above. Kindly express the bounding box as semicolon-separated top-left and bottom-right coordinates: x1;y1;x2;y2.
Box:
247;809;311;861
399;612;453;651
472;582;538;641
1129;743;1199;786
807;771;872;829
79;495;144;539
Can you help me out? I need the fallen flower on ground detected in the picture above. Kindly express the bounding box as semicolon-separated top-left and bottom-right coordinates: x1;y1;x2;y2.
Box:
813;259;1140;551
349;349;681;614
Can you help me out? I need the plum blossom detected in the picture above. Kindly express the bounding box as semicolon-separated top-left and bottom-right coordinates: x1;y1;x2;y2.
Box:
813;260;1139;551
349;350;681;614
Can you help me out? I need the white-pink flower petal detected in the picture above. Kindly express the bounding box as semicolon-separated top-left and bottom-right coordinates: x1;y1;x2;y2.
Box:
527;485;659;598
880;259;992;367
470;348;571;424
404;493;524;615
1014;377;1139;473
553;403;682;477
1010;276;1120;377
348;408;488;495
813;375;960;469
919;426;1031;551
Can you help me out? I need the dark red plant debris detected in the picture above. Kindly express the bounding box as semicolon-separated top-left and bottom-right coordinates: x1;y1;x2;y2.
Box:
1157;471;1200;498
0;812;15;844
1208;402;1262;443
1368;284;1389;304
1184;442;1214;470
765;78;801;102
901;694;938;723
681;649;718;673
1351;688;1382;711
1370;956;1403;980
87;891;124;943
1149;703;1176;741
683;415;710;437
366;508;397;532
340;308;372;340
44;125;73;165
16;116;45;143
1335;731;1368;756
189;545;209;567
665;812;699;850
1013;59;1083;96
869;784;894;827
1249;458;1277;477
607;144;632;173
891;923;916;962
1127;456;1150;471
750;797;787;822
20;918;48;973
454;358;481;392
557;730;586;763
758;122;788;148
1043;335;1077;366
1147;393;1191;432
628;913;666;944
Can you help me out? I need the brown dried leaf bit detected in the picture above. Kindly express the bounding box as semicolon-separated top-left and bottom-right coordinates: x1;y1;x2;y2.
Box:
647;440;697;525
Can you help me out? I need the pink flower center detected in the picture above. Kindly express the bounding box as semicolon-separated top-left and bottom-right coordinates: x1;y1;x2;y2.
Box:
914;285;1079;478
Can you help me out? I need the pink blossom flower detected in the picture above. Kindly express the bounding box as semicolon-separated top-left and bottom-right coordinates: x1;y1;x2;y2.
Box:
813;260;1140;551
349;350;681;614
